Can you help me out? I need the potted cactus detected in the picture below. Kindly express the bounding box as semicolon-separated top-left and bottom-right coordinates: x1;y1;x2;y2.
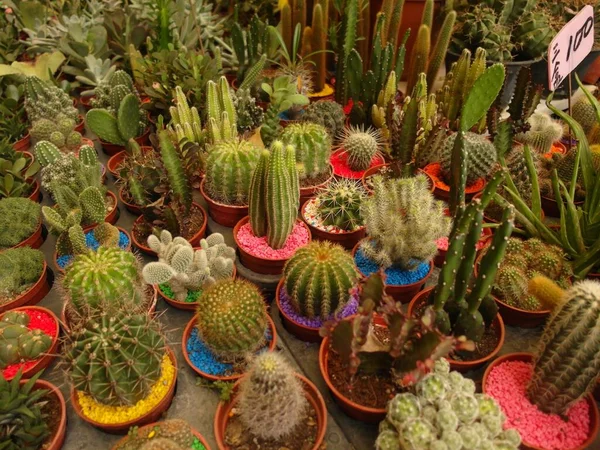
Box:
112;419;211;450
66;310;177;433
301;100;346;142
182;279;277;381
214;352;327;450
142;231;236;310
24;76;83;132
330;126;386;180
482;280;600;450
516;112;565;158
0;197;43;249
30;116;89;154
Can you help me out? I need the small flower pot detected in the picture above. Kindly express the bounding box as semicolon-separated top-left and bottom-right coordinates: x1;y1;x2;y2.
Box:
12;133;31;152
80;94;94;110
28;179;42;203
482;352;600;450
0;261;51;314
298;164;334;208
103;190;119;225
71;347;178;435
106;146;154;178
0;306;60;380
330;149;386;180
301;198;365;250
543;141;567;159
423;162;485;201
213;373;327;450
26;379;67;450
200;178;248;228
111;422;212;450
10;219;45;250
74;114;85;133
118;186;142;215
408;287;505;372
361;163;436;195
98;127;150;156
181;314;277;382
233;216;312;275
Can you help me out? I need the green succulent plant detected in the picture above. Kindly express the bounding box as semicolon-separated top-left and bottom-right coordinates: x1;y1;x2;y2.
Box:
113;419;196;450
0;197;41;249
0;247;45;302
0;154;41;200
302;100;346;141
315;178;365;231
233;88;264;134
0;311;52;369
280;122;332;181
24;76;79;123
30;116;82;151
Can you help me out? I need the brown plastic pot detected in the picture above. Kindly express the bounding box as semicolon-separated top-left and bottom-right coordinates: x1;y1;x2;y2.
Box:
361;163;435;195
27;379;67;450
0;261;51;314
11;219;44;249
28;179;41;203
182;314;277;382
200;178;248;228
99;127;150;156
112;422;211;450
106;146;154;178
13;133;31;152
80;94;94;109
1;306;60;380
301;199;365;250
74;114;85;133
118;186;142;215
275;278;324;342
298;164;334;207
233;216;312;275
408;287;505;372
214;373;326;450
482;352;600;450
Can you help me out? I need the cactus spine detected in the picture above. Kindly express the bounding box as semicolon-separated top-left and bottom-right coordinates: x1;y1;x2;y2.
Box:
339;126;383;171
280;122;332;180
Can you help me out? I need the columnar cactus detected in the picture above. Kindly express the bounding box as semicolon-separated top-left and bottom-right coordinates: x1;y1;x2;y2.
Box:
517;113;563;155
206;76;237;143
283;242;359;319
65;311;166;406
280;122;332;181
0;311;52;369
338;126;383;171
316;178;365;231
195;279;268;360
168;86;203;144
24;76;79;123
302;100;346;141
237;352;308;440
439;132;497;185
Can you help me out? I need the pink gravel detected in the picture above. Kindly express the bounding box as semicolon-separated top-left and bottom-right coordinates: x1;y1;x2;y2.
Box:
486;360;591;450
237;222;310;259
436;233;490;251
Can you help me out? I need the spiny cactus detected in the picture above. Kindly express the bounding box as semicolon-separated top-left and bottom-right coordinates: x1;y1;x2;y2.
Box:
280;122;332;181
302;100;346;141
528;276;567;312
316;178;365;231
0;197;41;249
206;76;237;144
360;175;450;270
283;241;358;319
30;115;82;151
0;247;45;300
114;419;195;450
24;76;79;123
65;311;166;406
0;311;52;369
571;89;600;145
195;279;268;361
233;88;264;134
439;132;497;185
338;126;383;171
516;113;563;155
204;139;261;205
237;352;307;440
167;86;203;145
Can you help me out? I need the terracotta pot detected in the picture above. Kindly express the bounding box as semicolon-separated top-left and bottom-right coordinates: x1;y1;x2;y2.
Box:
352;239;433;304
0;261;51;314
13;133;31;152
361;163;435;195
27;379;67;450
99;127;150;156
200;178;248;228
482;352;600;450
132;203;207;255
111;422;212;450
233;216;312;275
214;373;327;450
331;149;386;180
80;94;94;109
301;199;365;250
275;278;326;342
1;306;60;380
118;186;142;215
181;314;277;381
28;179;42;203
107;146;154;178
541;195;584;218
11;219;44;249
74;114;85;133
408;287;506;372
298;164;334;207
103;190;119;225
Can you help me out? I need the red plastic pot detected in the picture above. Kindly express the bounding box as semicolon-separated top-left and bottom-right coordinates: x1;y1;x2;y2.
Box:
301;199;365;250
11;219;44;249
13;133;31;152
103;190;119;225
28;179;41;203
275;278;324;342
79;94;94;110
74;114;85;133
200;178;248;228
112;422;211;450
0;261;51;314
361;163;435;195
98;127;150;156
298;164;334;207
27;379;67;450
106;146;154;178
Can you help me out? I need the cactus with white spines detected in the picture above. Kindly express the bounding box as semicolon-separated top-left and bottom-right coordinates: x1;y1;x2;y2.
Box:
517;113;563;155
338;126;383;171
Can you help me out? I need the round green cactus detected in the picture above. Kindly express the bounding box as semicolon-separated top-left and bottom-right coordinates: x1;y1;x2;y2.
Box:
302;100;346;141
439;132;497;185
339;126;382;171
280;122;332;180
0;311;52;369
316;178;365;231
195;279;268;360
387;393;421;427
517;113;563;155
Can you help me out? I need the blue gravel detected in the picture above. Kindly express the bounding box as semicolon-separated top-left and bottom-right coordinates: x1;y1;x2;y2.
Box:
186;326;272;376
57;230;130;268
278;109;305;121
354;247;430;286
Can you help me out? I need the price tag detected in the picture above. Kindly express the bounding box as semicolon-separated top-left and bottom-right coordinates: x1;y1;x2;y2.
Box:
547;5;595;91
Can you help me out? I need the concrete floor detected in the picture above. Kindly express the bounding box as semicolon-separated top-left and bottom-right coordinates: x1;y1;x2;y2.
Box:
33;139;600;450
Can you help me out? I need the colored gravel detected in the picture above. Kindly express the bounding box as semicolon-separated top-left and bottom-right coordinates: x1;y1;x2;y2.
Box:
330;150;385;179
191;438;206;450
57;230;130;268
236;221;310;260
354;247;429;286
159;284;202;304
486;360;591;450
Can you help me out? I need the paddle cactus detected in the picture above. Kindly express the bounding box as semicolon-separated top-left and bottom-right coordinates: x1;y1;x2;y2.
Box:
517;113;563;155
24;76;79;123
439;132;497;185
302;100;346;141
0;311;52;369
316;178;365;231
280;122;332;181
338;126;383;171
86;93;143;145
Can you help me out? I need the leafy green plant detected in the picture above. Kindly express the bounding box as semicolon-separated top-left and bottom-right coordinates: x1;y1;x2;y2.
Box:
0;153;40;199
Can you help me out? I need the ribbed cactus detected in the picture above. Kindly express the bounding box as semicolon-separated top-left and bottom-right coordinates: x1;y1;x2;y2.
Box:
316;178;365;231
311;3;327;92
527;280;600;415
517;113;563;154
195;279;268;360
237;352;307;440
335;0;358;104
302;100;346;140
280;122;332;180
406;24;431;95
0;197;41;249
168;86;203;144
0;311;52;369
206;76;237;144
204;139;261;205
24;76;79;123
65;311;165;406
339;126;383;171
439;132;497;185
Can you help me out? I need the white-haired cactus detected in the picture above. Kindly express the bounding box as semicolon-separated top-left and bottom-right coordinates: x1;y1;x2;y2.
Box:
516;113;563;155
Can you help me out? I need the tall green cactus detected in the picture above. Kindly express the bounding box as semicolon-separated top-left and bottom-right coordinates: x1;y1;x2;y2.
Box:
427;10;456;88
168;86;203;144
311;3;327;92
335;0;359;104
206;76;237;144
158;129;192;212
406;25;431;95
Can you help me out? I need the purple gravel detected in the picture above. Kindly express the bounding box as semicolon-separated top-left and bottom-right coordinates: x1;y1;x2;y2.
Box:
278;287;358;328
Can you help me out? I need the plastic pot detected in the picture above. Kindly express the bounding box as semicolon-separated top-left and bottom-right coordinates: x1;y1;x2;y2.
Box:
0;261;51;314
118;186;142;215
28;179;41;203
541;195;584;218
98;128;150;156
299;164;334;208
13;133;30;152
103;190;119;225
28;379;67;450
301;199;365;250
111;422;211;450
200;178;248;228
11;219;44;249
106;146;154;178
275;278;323;343
74;114;85;133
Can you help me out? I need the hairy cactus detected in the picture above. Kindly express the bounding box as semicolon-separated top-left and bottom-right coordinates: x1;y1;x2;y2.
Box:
204;139;261;205
233;88;264;134
206;76;237;144
360;175;450;270
0;247;45;300
0;197;41;249
30;116;82;151
516;113;563;155
572;89;600;143
338;126;383;171
315;178;365;231
527;280;600;415
280;122;332;181
65;311;166;406
283;242;358;319
114;419;195;450
24;76;79;123
196;279;267;360
167;86;203;145
302;101;346;141
143;230;235;301
439;132;497;185
237;352;307;440
528;276;567;312
0;311;52;369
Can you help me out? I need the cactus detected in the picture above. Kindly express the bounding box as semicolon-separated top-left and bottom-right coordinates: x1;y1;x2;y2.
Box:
195;279;268;360
0;247;45;300
0;197;41;249
0;311;52;369
302;100;346;141
360;175;450;270
65;311;166;406
311;3;327;92
406;25;431;95
528;276;567;311
237;352;307;440
338;126;383;171
516;113;563;154
316;178;365;231
87;93;143;145
24;76;79;123
233;88;264;134
571;88;600;144
206;76;237;144
527;280;600;415
168;86;203;145
283;241;359;319
204;139;261;205
335;0;359;104
114;419;195;450
439;132;497;185
30;116;82;151
280;122;332;181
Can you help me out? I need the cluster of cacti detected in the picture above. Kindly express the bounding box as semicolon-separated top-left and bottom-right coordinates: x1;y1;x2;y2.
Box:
65;310;166;406
280;122;332;181
338;126;383;171
376;359;522;450
0;197;41;249
283;241;358;319
195;279;268;361
143;230;235;301
206;76;237;144
302;100;346;141
571;88;600;145
114;420;196;450
316;178;365;231
167;86;203;145
249;141;300;249
0;371;51;450
527;279;600;415
492;238;572;311
516;113;564;155
30;115;82;151
438;132;497;185
233;88;264;134
360;175;450;270
204;139;261;205
24;76;79;123
231;15;277;84
0;247;45;300
0;311;52;369
237;352;307;440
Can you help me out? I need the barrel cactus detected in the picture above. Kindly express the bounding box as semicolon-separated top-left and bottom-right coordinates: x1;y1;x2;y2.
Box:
338;126;383;171
302;100;346;141
113;419;195;450
315;178;365;231
438;132;497;185
0;311;52;369
195;279;268;360
280;122;332;181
